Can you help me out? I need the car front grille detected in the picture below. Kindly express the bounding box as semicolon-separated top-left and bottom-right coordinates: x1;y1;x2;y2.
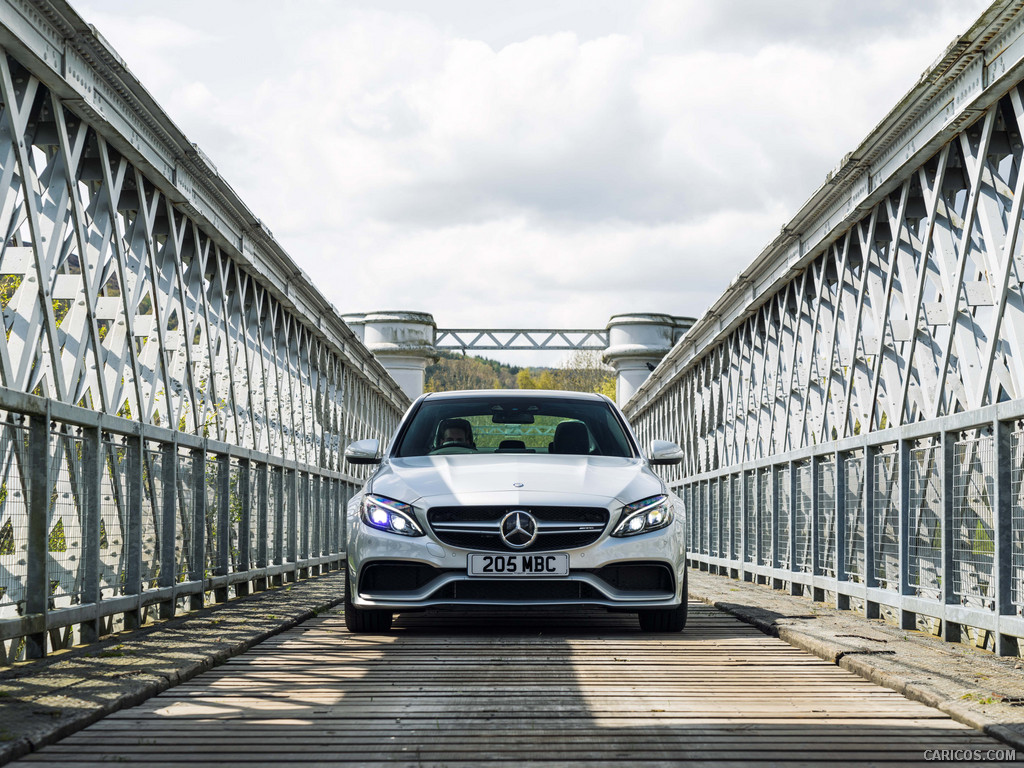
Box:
430;579;604;601
427;505;609;552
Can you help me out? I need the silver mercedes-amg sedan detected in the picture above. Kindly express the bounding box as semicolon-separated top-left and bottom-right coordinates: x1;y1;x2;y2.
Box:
343;389;687;632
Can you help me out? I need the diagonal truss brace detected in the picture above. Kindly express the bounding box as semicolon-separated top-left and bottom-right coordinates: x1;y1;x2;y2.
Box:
434;329;610;351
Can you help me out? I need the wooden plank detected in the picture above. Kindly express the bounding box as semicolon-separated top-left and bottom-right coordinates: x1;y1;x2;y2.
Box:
15;603;1018;766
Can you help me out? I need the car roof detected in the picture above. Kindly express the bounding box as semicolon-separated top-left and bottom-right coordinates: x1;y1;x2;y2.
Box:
420;389;606;401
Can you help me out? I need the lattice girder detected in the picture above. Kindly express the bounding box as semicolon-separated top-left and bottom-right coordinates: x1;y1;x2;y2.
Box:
0;47;404;454
631;85;1024;473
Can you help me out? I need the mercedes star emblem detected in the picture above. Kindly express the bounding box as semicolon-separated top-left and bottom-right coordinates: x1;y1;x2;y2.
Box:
500;510;538;549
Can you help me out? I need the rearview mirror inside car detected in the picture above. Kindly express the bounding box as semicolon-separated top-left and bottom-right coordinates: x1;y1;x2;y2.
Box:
492;413;535;424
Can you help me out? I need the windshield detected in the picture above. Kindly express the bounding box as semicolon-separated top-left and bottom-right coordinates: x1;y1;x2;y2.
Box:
393;396;637;458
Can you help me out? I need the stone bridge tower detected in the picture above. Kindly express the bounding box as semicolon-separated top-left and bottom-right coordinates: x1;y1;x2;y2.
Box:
345;311;695;404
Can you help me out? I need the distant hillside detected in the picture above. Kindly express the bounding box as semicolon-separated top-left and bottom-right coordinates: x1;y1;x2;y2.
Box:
424;351;519;391
424;350;614;399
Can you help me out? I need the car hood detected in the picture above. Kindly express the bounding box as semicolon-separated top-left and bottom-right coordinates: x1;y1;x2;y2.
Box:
369;454;664;507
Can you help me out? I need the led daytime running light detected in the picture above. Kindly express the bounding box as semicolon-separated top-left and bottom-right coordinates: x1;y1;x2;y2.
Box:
361;494;424;537
612;494;673;537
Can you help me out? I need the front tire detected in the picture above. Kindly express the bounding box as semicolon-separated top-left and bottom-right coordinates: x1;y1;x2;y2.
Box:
344;571;393;633
637;568;688;632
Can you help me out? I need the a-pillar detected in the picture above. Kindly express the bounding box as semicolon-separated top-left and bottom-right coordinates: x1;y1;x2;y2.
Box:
353;311;436;399
603;313;695;406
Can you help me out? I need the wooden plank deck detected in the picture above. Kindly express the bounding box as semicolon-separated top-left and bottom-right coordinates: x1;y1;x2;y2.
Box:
15;604;1017;766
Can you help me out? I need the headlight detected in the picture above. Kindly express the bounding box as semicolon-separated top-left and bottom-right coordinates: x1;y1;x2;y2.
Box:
360;494;424;537
611;495;673;537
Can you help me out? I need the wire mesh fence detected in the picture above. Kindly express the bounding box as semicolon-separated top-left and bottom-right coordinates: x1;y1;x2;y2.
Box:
701;481;709;557
758;468;772;566
46;426;84;609
229;458;244;574
731;474;741;560
673;409;1024;654
300;473;312;561
776;464;791;570
844;451;865;582
204;457;221;579
745;471;756;564
873;447;900;591
279;467;292;564
0;417;30;622
102;438;128;597
255;463;269;567
952;432;995;609
795;461;812;573
1;422;359;664
176;452;194;583
141;444;162;590
909;439;942;600
818;458;836;577
1013;422;1024;613
312;474;324;559
691;484;702;556
710;479;719;558
719;476;730;561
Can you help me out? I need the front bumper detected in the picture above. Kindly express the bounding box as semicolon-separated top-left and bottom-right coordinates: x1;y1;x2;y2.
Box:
347;516;686;610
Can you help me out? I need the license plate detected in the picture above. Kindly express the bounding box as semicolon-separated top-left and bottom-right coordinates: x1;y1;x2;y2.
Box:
467;553;569;577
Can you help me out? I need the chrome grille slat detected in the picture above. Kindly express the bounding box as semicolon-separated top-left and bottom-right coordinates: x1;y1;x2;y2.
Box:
427;505;609;552
430;522;498;531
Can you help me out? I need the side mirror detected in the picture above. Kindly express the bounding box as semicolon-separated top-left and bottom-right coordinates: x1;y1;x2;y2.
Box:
647;439;683;466
345;438;382;465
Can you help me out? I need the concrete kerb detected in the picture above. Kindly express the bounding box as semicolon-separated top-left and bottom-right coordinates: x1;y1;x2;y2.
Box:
0;570;347;766
687;568;1024;751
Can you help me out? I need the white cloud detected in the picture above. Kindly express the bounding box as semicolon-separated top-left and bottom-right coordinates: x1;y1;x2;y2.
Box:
73;0;993;351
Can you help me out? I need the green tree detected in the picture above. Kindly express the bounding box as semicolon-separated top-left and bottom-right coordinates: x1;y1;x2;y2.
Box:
518;351;615;398
424;351;518;392
425;349;614;397
516;368;537;389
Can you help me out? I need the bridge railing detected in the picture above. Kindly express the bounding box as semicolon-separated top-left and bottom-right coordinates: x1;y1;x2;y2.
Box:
670;402;1024;655
0;0;410;662
626;0;1024;654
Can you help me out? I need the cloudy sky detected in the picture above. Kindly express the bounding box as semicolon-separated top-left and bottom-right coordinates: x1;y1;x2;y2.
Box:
75;0;991;364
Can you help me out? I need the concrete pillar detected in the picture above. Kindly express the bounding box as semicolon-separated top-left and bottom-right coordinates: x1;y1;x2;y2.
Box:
603;313;696;406
358;311;436;399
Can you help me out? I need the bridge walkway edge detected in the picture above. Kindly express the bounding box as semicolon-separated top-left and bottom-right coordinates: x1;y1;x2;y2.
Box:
687;568;1024;749
0;572;347;765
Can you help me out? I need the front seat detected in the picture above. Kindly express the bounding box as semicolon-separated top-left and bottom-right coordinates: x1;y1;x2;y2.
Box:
550;421;590;455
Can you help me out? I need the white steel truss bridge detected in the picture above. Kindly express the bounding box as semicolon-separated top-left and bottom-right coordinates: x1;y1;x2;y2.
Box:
0;0;408;662
625;0;1024;656
0;0;1023;685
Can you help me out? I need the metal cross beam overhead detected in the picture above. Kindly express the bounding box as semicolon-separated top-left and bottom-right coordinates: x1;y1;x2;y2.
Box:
434;329;610;351
0;0;409;663
626;0;1024;655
